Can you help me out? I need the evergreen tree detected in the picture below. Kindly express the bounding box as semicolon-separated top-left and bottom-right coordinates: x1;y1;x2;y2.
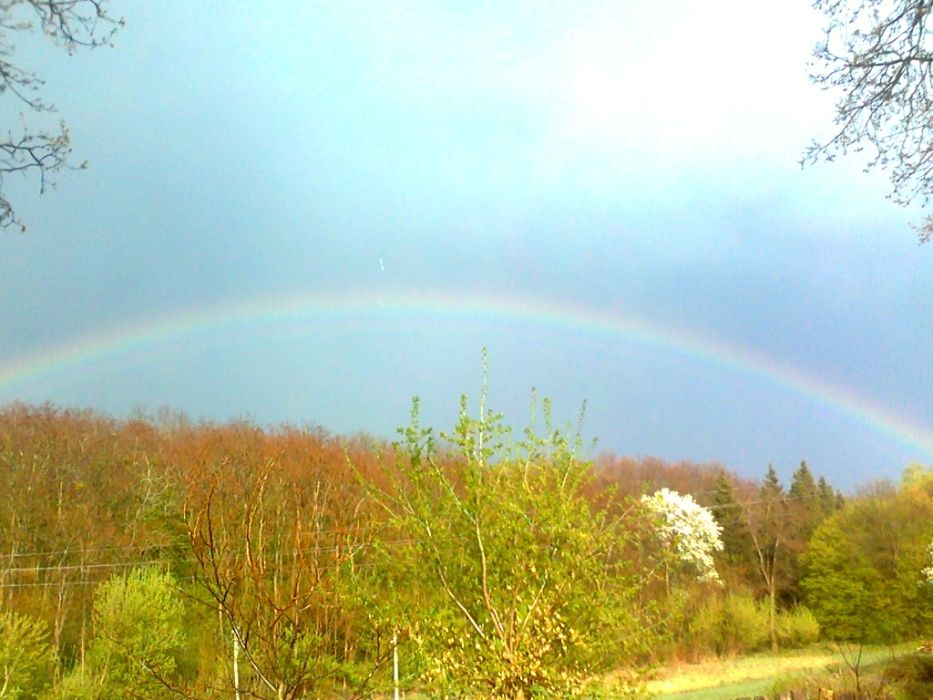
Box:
817;475;845;516
789;461;817;503
710;470;756;586
817;476;834;514
787;462;829;602
761;464;784;499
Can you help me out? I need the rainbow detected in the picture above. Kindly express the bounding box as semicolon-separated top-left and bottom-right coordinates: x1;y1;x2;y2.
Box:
1;289;931;459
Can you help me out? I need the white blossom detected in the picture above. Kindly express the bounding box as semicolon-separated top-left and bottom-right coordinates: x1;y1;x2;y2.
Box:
641;488;724;583
924;540;933;584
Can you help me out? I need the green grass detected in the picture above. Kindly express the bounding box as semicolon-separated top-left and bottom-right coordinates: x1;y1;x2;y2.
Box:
381;643;922;698
652;677;781;700
639;642;918;700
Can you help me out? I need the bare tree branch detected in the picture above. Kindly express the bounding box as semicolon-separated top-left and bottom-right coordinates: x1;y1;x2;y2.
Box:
0;0;121;230
808;1;933;242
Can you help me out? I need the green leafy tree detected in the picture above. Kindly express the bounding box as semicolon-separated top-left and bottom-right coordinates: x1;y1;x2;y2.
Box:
57;568;187;699
0;610;53;699
903;461;933;488
366;393;655;699
800;514;880;640
687;592;771;656
802;467;933;642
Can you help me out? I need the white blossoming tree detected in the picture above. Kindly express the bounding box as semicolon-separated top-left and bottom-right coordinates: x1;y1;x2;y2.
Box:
641;488;724;587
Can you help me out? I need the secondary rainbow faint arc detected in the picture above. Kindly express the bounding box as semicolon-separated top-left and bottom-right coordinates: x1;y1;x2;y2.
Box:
1;289;931;459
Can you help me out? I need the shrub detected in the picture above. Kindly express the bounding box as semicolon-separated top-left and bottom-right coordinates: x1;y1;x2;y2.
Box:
776;605;820;648
885;652;933;700
686;596;724;656
686;593;770;656
721;593;770;654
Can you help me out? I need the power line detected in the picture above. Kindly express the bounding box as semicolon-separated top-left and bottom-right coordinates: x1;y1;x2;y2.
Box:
0;543;178;560
0;574;198;590
0;524;390;561
0;558;171;575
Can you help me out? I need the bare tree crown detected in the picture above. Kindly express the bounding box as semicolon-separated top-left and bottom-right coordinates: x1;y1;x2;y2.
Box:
0;0;121;230
808;0;933;242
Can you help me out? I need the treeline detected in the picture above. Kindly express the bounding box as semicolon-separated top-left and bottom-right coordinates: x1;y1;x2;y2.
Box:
0;401;930;699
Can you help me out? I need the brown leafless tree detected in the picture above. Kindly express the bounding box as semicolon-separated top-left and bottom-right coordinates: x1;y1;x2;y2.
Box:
183;455;383;700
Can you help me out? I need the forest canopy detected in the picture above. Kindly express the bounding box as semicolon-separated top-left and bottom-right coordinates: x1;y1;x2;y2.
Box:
0;401;929;698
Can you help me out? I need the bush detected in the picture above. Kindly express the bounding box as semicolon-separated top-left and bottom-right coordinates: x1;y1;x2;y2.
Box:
721;594;770;654
686;593;770;656
685;596;724;656
885;652;933;700
776;605;821;648
686;594;822;656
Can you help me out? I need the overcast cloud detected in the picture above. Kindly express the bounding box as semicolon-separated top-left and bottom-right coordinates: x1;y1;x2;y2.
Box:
1;1;930;489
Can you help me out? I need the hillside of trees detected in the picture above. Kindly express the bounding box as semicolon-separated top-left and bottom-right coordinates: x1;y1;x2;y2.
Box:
0;401;930;699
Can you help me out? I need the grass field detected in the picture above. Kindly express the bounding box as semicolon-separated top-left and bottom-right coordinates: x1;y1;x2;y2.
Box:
387;643;921;698
638;642;918;700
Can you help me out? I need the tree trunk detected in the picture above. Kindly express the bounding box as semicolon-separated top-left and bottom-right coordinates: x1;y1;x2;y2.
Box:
233;628;241;700
768;574;778;651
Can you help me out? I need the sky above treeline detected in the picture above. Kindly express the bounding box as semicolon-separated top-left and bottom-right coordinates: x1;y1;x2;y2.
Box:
1;1;930;490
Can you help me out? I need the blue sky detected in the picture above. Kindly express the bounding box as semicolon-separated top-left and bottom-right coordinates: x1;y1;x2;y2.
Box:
1;1;930;489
